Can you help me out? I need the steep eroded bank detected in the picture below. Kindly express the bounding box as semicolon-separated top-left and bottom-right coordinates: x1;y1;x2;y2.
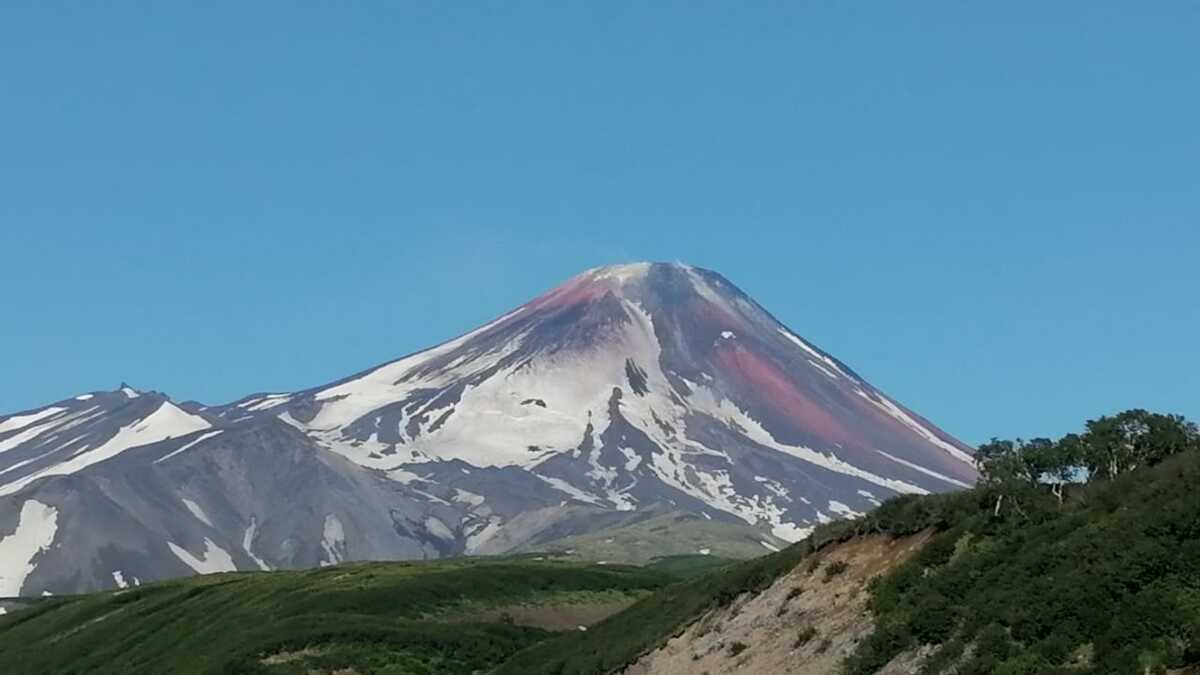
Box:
624;532;931;675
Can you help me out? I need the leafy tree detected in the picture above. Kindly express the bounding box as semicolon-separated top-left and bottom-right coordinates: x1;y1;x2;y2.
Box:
976;439;1022;516
975;438;1056;516
976;411;1198;514
1081;410;1199;480
1024;435;1082;504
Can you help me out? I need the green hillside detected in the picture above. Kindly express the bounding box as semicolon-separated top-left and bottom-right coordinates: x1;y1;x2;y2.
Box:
0;558;670;675
844;433;1200;674
518;509;789;564
501;409;1200;675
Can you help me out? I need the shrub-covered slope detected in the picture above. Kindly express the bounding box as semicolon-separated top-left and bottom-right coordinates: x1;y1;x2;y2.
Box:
845;449;1200;674
501;411;1200;675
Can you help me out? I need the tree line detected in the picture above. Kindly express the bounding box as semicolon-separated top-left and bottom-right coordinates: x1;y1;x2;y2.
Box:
975;409;1199;517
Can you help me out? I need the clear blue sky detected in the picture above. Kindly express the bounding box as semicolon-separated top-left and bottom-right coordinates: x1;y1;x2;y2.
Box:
2;2;1197;444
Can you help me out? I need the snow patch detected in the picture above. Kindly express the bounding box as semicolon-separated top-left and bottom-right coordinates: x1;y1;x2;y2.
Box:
875;449;973;489
181;498;213;527
168;538;236;574
682;380;929;496
771;522;814;542
0;401;212;496
155;430;223;464
856;390;975;465
241;394;292;412
242;517;271;571
778;329;852;380
0;407;66;434
425;516;454;540
304;306;528;433
276;411;308;431
827;500;863;518
385;468;428;484
857;489;882;506
465;518;503;552
452;488;486;507
590;263;652;284
806;359;840;380
320;514;346;567
0;409;89;455
0;500;59;596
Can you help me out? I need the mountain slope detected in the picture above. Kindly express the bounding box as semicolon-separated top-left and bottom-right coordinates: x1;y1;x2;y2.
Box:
0;262;975;594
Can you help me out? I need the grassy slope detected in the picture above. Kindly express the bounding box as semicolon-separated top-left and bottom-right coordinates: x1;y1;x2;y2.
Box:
521;510;788;564
0;558;671;675
643;553;735;578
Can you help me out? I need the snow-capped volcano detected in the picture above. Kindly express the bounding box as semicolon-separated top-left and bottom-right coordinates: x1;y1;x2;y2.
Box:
0;263;975;595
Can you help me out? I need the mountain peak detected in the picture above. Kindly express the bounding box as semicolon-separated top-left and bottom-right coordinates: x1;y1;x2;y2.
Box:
0;264;976;596
283;261;975;530
554;262;689;296
587;261;657;280
526;262;741;317
582;261;701;283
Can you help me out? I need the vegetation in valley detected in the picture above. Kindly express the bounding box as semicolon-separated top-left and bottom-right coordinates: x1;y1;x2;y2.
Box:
0;557;670;675
643;553;735;578
519;509;787;565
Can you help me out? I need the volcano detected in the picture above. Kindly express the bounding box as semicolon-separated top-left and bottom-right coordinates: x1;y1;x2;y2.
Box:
0;263;975;595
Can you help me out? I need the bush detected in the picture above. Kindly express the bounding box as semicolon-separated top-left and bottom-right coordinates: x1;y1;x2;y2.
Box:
794;626;818;648
823;560;850;581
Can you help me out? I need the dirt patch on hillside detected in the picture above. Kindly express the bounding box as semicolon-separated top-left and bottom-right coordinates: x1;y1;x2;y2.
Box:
465;595;643;632
260;646;327;665
622;532;932;675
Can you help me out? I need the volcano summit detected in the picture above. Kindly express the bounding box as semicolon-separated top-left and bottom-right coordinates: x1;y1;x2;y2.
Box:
0;263;975;594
